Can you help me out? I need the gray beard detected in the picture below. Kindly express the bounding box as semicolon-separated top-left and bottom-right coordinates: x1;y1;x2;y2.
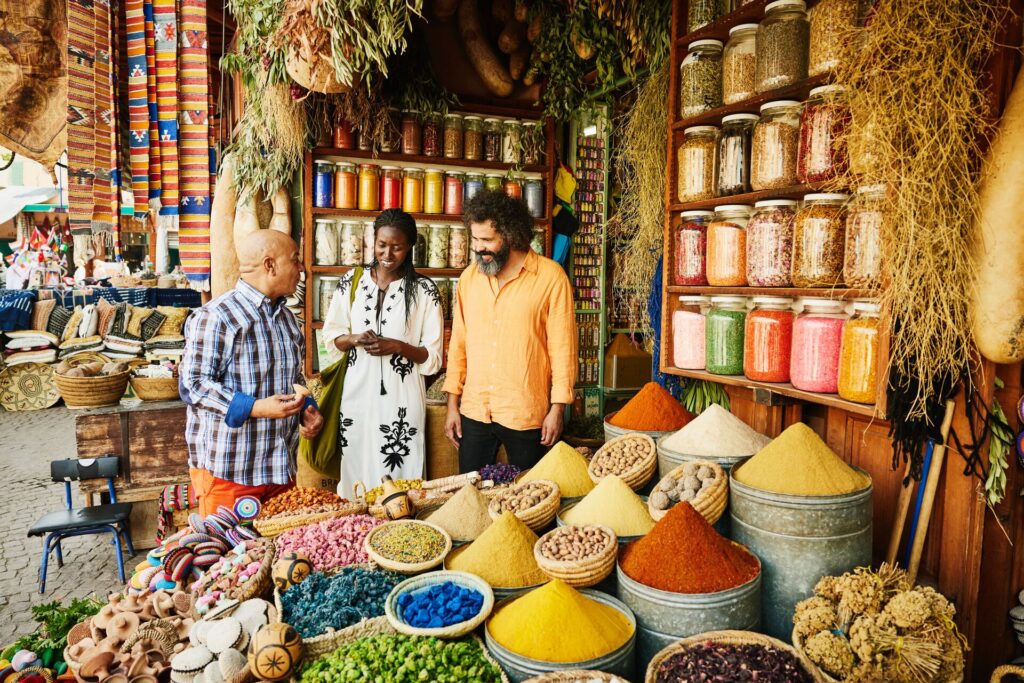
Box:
474;244;509;275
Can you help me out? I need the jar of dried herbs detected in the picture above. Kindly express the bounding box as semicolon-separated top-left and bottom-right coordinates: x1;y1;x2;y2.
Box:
414;226;428;267
746;199;797;287
706;296;747;376
717;113;758;196
401;111;421;156
521;120;542;165
791;297;847;393
797;84;849;183
837;300;880;403
672;210;714;286
751;100;801;191
314;219;338;266
688;0;723;33
530;227;545;254
463;115;484;160
444;113;464;159
339;221;363;266
808;0;856;77
680;39;723;119
502;120;523;165
677;126;718;203
448;225;469;269
707;204;752;287
484;119;503;161
792;193;848;288
755;0;809;93
422;113;442;157
380;108;401;153
428;224;450;268
724;24;758;105
843;185;885;289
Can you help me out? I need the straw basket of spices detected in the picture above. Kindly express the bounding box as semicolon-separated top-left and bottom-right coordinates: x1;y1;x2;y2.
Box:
253;501;367;538
534;524;617;588
648;460;727;525
383;570;495;639
488;480;561;531
645;630;823;682
364;519;452;574
588;434;657;492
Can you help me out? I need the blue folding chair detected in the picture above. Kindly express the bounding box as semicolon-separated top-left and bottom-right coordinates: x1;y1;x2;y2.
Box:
27;456;135;593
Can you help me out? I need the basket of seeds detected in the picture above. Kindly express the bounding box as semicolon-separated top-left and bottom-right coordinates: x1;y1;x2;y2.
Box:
588;433;658;491
487;480;561;532
364;519;452;574
648;460;727;525
533;524;618;588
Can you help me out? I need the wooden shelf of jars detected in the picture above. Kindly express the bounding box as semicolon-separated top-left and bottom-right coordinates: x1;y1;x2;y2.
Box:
673;0;772;45
310;206;549;224
311;265;466;277
312;147;548;175
667;182;831;213
671;75;830;132
665;285;878;299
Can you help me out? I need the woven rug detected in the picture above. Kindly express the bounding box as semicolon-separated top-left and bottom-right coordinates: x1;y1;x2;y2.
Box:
154;0;178;216
67;0;97;235
144;0;162;204
91;0;117;235
126;0;150;217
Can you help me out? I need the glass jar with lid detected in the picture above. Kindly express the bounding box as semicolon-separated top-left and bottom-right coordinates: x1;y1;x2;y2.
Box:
357;163;380;211
484;119;503;161
463;116;484;160
688;0;723;33
464;173;484;203
422;112;442;157
680;39;723;119
744;296;795;382
723;24;758;105
677;125;718;203
838;300;881;403
448;225;469;268
318;276;340;323
844;185;885;289
339;221;363;266
706;296;747;375
521;121;541;165
443;113;464;159
414;225;428;267
357;127;372;152
673;295;711;370
790;297;847;393
717;113;758;196
746;199;797;287
706;204;752;287
402;168;424;214
524;179;544;218
444;172;464;215
424;169;444;214
333;115;355;150
380;166;402;210
380;108;401;153
530;227;545;254
808;0;856;77
314;161;334;208
334;162;357;209
484;173;503;192
362;220;375;264
502;120;523;165
504;174;524;201
314;218;338;266
751;100;801;191
428;225;450;268
672;210;713;286
755;0;809;93
792;193;848;287
401;111;421;156
435;278;452;320
798;85;849;183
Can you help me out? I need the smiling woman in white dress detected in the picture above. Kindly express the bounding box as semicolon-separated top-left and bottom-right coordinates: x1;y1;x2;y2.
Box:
321;209;445;496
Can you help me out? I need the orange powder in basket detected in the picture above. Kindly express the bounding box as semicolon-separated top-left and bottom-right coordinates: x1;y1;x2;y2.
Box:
609;382;693;431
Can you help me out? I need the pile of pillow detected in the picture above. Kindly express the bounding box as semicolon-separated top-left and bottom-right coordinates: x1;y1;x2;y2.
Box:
3;330;59;365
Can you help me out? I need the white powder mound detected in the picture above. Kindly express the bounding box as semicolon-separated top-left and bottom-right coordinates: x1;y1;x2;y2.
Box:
660;403;771;457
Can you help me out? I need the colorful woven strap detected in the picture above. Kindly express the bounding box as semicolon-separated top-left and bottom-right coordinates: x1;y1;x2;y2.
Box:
153;0;178;215
67;0;98;235
143;0;162;204
126;0;150;216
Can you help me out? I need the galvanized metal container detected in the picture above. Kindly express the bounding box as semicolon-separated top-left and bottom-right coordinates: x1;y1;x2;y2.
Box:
484;589;637;682
615;558;761;673
729;460;873;641
655;440;747;537
604;413;674;444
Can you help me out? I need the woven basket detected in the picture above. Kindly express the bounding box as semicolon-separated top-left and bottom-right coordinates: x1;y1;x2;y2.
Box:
488;480;561;531
533;525;617;588
15;668;54;683
589;433;657;491
253;502;367;538
645;630;825;683
130;375;180;401
524;672;629;683
383;570;494;638
363;520;452;574
992;665;1024;683
109;276;141;288
139;278;158;288
192;539;276;618
648;460;728;526
55;370;130;408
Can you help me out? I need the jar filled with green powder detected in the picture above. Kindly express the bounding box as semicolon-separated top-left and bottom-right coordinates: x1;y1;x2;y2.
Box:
706;296;748;375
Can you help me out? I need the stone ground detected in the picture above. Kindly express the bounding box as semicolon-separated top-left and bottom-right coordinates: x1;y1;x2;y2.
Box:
0;407;124;645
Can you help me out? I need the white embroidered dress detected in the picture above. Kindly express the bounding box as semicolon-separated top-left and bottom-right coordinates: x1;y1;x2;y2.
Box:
321;269;444;496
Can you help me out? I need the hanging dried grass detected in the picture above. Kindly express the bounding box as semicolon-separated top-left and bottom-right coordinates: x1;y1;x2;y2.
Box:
608;60;669;340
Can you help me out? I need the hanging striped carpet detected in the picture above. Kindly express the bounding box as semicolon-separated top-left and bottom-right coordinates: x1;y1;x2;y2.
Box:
126;0;150;217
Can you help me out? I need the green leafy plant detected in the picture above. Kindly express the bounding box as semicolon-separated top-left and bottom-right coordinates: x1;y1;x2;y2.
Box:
11;597;105;655
984;377;1013;506
682;379;731;415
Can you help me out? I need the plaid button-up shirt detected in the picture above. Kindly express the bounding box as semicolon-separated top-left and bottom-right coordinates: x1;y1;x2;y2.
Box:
180;280;304;486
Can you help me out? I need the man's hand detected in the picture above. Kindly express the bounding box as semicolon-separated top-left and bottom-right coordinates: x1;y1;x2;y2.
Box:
444;395;462;448
299;404;324;439
540;404;564;447
365;336;405;357
251;394;304;419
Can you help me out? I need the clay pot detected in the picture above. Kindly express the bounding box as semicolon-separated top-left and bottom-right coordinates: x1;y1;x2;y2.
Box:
101;673;128;683
79;652;116;682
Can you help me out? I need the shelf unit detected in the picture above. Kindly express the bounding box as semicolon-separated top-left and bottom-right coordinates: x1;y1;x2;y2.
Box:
660;0;888;418
301;111;557;375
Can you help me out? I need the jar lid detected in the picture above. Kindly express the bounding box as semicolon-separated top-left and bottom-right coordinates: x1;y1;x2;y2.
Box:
711;295;748;305
463;115;481;121
423;168;443;174
447;170;464;177
754;199;798;208
504;119;521;125
683;125;719;135
857;184;887;195
335;161;355;167
679;210;715;219
852;300;881;313
759;99;801;113
465;171;483;177
713;204;754;214
688;38;723;50
809;84;847;97
729;23;759;35
765;0;806;13
315;160;334;167
752;296;794;306
314;218;336;224
380;165;400;171
679;295;711;303
521;120;539;127
445;112;463;119
321;276;341;281
803;192;849;202
800;297;845;312
359;162;379;169
431;224;449;229
721;113;759;123
483;118;501;124
485;173;503;178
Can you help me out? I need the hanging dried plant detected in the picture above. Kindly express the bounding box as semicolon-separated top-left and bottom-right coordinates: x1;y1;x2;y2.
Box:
332;87;392;154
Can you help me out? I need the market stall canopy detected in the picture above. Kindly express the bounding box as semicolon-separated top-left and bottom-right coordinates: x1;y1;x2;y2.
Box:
0;186;59;224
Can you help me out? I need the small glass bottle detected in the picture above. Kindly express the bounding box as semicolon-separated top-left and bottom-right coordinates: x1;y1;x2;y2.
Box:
838;300;881;404
444;172;464;215
706;204;752;287
792;193;848;288
484;118;503;161
673;295;711;370
843;185;885;289
443;113;464;159
464;173;484;203
677;125;718;203
744;296;795;383
357;163;379;211
723;24;758;105
314;161;334;208
402;168;424;214
688;0;723;33
502;120;523;165
755;0;810;93
717;113;758;196
400;111;421;156
424;169;444;214
357;127;372;152
380;166;403;210
751;100;801;191
706;296;747;376
790;297;847;393
524;179;544;218
422;112;442;157
746;199;797;287
797;84;849;184
463;116;484;160
314;218;338;266
448;225;469;268
339;221;363;266
679;39;724;119
428;224;450;268
334;162;358;209
672;210;713;286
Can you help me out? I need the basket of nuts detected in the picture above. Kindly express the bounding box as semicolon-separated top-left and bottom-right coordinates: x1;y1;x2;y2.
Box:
487;480;561;532
588;433;658;492
533;524;618;588
648;460;728;526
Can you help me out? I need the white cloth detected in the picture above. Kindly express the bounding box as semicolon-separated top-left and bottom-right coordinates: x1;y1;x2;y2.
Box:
321;269;444;497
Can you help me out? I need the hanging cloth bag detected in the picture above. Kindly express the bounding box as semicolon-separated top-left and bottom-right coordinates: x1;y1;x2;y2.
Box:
298;266;362;477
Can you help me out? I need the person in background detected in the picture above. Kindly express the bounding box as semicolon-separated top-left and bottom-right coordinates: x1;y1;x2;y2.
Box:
444;190;578;471
180;230;323;516
322;209;444;496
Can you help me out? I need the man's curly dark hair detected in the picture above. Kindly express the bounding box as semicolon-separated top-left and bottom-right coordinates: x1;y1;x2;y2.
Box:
462;189;533;251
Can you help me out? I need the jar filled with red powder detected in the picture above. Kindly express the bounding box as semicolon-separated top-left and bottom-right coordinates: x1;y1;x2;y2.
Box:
444;172;464;215
744;296;795;383
790;297;847;393
672;210;713;286
797;84;849;184
333;117;355;150
380;166;402;210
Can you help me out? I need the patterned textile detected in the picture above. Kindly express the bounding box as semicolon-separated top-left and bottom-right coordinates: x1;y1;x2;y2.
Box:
96;297;117;336
153;0;178;216
59;334;103;351
126;305;154;337
31;300;56;331
46;306;72;338
140;310;167;339
61;308;85;343
91;0;117;235
180;280;305;486
0;290;36;332
6;330;58;345
143;0;162;203
6;349;57;365
156;306;189;335
67;0;98;235
109;302;129;336
157;484;197;543
42;286;200;308
126;0;150;215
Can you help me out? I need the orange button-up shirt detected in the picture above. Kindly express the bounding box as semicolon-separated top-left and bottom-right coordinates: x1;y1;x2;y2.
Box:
442;250;578;431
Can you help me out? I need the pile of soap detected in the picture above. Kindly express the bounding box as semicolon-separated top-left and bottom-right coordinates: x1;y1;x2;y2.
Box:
397;581;485;629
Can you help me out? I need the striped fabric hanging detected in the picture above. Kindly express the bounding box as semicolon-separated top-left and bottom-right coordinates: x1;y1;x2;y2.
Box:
153;0;178;216
91;0;118;234
144;0;162;204
67;0;97;235
126;0;150;217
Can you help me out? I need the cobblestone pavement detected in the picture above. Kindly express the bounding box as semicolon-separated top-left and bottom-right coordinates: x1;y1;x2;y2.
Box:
0;407;124;645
